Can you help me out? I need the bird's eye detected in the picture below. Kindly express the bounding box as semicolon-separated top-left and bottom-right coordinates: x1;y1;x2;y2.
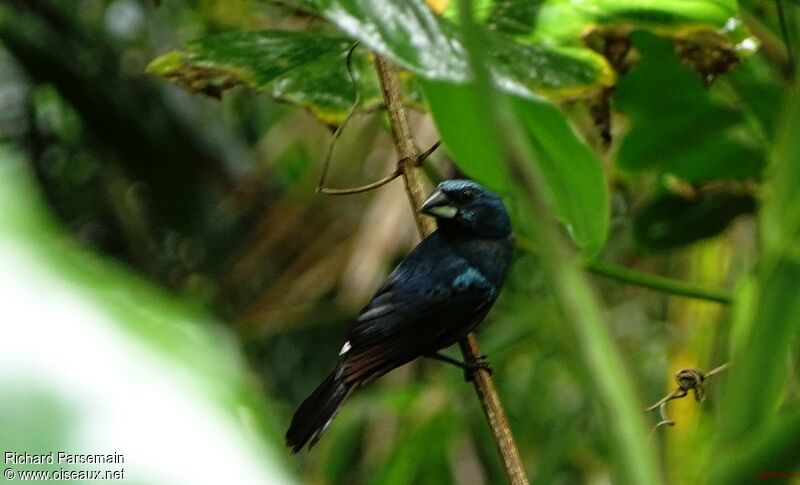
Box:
461;188;478;201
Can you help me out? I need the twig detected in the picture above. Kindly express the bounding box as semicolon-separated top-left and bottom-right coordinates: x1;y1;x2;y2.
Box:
318;170;400;195
705;362;730;378
649;401;677;436
318;140;440;195
645;387;688;413
646;363;730;433
417;140;441;164
316;43;441;197
586;259;733;304
316;43;363;194
516;236;732;304
372;54;528;485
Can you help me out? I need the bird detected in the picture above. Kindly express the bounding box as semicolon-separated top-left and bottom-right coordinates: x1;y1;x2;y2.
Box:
285;179;514;453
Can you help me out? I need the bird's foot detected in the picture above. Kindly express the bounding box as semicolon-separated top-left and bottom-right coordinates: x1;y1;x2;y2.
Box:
426;352;493;381
463;354;492;382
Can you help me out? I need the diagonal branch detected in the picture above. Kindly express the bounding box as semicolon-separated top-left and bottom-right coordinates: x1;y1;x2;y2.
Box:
373;54;528;485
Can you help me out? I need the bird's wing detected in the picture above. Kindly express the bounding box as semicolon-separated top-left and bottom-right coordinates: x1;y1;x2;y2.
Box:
340;240;496;385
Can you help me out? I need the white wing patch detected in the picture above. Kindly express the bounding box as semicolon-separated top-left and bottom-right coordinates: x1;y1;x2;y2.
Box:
357;304;393;322
339;341;351;356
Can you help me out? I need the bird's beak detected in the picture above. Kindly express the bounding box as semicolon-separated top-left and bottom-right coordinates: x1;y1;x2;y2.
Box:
420;190;458;219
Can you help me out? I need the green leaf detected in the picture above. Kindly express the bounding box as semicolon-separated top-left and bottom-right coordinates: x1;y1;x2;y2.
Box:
147;30;424;124
468;0;750;47
447;0;755;84
616;33;765;251
150;0;754;122
148;30;357;123
510;96;609;256
316;0;615;99
422;80;609;257
633;192;756;250
421;80;510;190
316;0;469;79
486;32;615;99
329;0;610;254
616;33;765;183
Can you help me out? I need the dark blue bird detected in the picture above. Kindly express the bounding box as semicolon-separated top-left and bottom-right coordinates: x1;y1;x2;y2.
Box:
285;180;514;452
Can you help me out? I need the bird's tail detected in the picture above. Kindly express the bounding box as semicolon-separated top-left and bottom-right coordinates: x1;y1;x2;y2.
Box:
285;367;353;453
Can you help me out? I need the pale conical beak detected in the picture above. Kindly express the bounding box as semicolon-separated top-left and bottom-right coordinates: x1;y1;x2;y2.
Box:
420;190;458;219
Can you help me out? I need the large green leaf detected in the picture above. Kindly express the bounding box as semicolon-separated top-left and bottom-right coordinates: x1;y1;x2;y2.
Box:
633;192;756;250
316;0;615;99
316;0;468;79
421;81;510;190
148;30;358;124
468;0;747;43
510;95;609;256
147;30;422;124
422;79;609;257
445;0;755;84
308;0;611;254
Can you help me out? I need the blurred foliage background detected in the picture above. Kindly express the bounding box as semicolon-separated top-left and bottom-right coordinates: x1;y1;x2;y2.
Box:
1;0;799;483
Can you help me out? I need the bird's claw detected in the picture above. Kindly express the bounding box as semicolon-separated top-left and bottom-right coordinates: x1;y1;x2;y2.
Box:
463;355;492;382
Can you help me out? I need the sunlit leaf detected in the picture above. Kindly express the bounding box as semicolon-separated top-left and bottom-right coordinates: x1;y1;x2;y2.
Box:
316;0;615;99
467;0;751;50
457;0;755;84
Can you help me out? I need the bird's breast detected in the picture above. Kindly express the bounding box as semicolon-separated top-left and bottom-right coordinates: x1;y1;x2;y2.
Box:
449;236;514;286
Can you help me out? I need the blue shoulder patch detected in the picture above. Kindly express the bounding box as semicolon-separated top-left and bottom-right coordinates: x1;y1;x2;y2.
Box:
452;267;487;290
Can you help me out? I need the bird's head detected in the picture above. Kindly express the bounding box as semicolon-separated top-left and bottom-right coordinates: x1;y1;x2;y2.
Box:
420;180;511;239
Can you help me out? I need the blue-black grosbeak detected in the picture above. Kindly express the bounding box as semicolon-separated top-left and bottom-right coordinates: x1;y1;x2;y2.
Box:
286;180;514;452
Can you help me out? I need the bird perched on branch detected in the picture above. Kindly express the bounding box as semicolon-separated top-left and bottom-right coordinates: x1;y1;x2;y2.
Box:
286;180;514;452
